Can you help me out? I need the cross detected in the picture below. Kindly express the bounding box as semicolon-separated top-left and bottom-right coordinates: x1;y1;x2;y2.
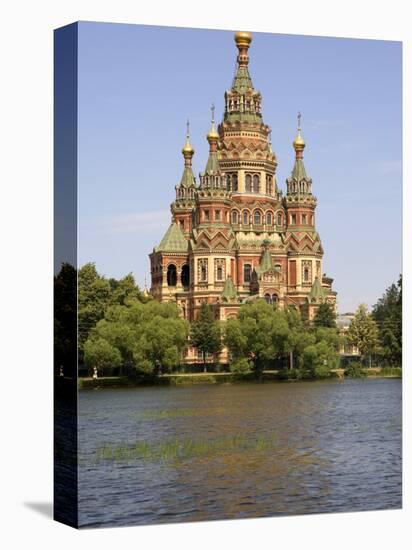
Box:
297;111;302;130
186;118;190;140
211;102;215;124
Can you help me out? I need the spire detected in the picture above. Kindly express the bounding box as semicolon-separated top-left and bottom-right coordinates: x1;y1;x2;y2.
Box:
308;276;327;303
221;276;238;302
255;239;273;275
204;104;220;174
288;112;310;187
179;119;196;188
232;31;254;92
224;32;262;124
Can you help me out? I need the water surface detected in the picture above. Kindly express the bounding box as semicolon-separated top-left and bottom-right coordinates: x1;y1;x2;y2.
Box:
78;378;401;527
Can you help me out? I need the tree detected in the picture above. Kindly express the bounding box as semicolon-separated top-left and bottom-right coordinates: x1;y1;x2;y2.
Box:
78;263;112;354
284;307;314;370
372;276;402;366
85;300;189;376
301;326;340;378
347;304;379;367
109;273;145;305
224;300;290;377
84;337;122;376
54;263;77;376
314;302;336;328
190;303;222;372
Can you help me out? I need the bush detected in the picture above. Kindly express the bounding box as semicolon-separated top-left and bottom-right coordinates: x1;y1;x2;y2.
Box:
344;361;367;378
229;357;251;374
379;367;402;377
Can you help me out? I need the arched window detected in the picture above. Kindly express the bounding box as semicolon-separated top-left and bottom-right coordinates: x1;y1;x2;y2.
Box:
272;294;279;305
181;264;190;288
266;212;273;226
167;264;177;287
232;210;238;224
244;263;252;283
277;213;283;226
274;263;281;271
245;174;252;193
252;174;260;193
303;267;310;282
253;210;262;225
198;259;208;282
264;293;271;304
243;210;249;225
232;173;238;191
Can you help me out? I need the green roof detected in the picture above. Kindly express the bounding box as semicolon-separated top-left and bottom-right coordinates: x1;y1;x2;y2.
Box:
255;242;273;275
308;277;327;302
155;223;188;253
221;276;238;302
232;65;254;93
204;151;220;174
291;158;308;182
179;166;196;188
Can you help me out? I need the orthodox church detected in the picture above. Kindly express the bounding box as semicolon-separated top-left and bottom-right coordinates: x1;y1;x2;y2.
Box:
150;31;337;326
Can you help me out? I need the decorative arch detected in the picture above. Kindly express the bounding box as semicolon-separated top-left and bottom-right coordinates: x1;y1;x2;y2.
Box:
242;210;250;225
253;209;262;225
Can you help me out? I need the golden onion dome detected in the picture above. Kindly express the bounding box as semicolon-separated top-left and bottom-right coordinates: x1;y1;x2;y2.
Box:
293;132;305;149
182;140;194;155
234;31;252;46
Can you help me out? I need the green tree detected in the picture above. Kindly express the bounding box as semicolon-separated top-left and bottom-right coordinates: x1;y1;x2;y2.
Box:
372;275;402;366
84;337;122;376
86;300;189;376
284;307;314;370
109;273;145;305
190;303;222;372
54;263;77;376
314;302;336;328
347;304;379;367
224;300;290;377
78;263;112;353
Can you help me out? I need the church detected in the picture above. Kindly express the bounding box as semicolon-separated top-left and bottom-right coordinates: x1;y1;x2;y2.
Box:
150;31;337;330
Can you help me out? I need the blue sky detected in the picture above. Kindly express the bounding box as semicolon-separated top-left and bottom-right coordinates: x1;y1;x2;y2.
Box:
77;22;402;313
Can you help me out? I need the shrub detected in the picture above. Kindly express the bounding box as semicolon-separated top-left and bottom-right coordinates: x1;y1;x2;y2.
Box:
344;361;367;378
229;357;251;374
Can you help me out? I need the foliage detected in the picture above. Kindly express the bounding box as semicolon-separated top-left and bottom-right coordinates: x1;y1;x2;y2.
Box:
224;300;289;377
84;337;122;376
54;263;77;376
190;303;222;371
314;302;337;328
372;275;402;366
347;304;379;361
86;300;189;375
344;361;367;378
78;264;147;356
379;367;402;378
229;357;251;374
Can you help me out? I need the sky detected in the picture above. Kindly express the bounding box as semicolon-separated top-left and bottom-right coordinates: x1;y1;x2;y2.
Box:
77;22;402;313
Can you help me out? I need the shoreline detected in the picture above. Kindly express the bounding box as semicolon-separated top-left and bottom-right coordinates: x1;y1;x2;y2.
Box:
77;368;402;390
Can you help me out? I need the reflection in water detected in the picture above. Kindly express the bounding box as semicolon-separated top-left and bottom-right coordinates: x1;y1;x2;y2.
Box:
78;379;401;528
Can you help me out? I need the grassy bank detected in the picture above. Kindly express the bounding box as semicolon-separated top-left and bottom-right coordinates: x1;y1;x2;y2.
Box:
78;367;401;389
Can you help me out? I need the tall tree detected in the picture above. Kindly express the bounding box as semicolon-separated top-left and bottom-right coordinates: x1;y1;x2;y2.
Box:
224;300;289;377
54;263;77;376
78;263;112;353
190;303;222;372
372;275;402;366
314;302;336;328
347;304;379;367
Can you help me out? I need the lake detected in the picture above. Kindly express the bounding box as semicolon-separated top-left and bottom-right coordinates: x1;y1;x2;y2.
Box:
78;378;402;528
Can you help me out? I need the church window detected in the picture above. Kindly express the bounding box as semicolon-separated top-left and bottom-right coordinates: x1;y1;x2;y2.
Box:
253;210;262;225
181;264;190;288
291;214;297;225
275;263;281;271
302;214;307;224
264;293;271;304
232;210;238;224
243;210;250;225
167;264;177;287
277;213;283;226
244;263;252;283
266;212;273;226
215;259;225;282
245;174;252;192
266;175;273;195
215;210;221;221
302;260;312;283
198;259;208;282
204;210;209;221
272;294;279;304
252;174;260;193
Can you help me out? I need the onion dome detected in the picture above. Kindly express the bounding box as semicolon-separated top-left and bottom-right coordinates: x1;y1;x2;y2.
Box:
293;111;306;155
182;119;194;156
234;31;252;47
207;103;219;143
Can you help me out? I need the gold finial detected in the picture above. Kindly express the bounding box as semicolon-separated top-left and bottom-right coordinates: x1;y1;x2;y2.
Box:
207;103;219;141
182;118;194;155
293;111;305;152
234;31;252;46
